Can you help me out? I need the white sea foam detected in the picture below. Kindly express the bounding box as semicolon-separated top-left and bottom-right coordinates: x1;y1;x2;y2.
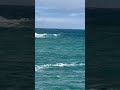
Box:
35;63;85;72
35;33;60;38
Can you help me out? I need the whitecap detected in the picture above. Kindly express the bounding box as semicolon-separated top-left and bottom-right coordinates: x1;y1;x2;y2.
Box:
35;33;60;38
35;63;85;72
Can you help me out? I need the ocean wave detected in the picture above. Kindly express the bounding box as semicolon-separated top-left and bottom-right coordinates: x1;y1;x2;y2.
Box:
35;63;85;72
35;33;60;38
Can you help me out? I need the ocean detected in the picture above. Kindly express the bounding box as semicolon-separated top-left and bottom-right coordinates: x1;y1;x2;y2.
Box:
35;28;85;90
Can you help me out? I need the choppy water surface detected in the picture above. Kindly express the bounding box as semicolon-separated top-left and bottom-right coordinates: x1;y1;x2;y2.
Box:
35;28;85;90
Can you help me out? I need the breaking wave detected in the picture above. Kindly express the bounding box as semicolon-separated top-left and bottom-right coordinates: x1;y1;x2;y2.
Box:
35;33;60;38
35;63;85;72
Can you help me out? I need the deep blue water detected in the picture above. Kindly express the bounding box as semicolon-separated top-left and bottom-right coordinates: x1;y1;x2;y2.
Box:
35;28;85;90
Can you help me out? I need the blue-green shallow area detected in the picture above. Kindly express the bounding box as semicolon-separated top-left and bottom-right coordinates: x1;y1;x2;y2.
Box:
35;28;85;90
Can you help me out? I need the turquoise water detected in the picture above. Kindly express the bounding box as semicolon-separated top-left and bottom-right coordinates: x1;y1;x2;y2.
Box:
35;28;85;90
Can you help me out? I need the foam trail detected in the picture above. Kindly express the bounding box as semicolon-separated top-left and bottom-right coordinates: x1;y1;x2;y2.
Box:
35;63;85;72
35;33;60;38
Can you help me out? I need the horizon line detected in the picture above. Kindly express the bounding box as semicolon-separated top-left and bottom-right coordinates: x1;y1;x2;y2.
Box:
35;27;85;30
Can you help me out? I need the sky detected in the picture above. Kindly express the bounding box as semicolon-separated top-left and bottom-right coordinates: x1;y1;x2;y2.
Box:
35;0;85;29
